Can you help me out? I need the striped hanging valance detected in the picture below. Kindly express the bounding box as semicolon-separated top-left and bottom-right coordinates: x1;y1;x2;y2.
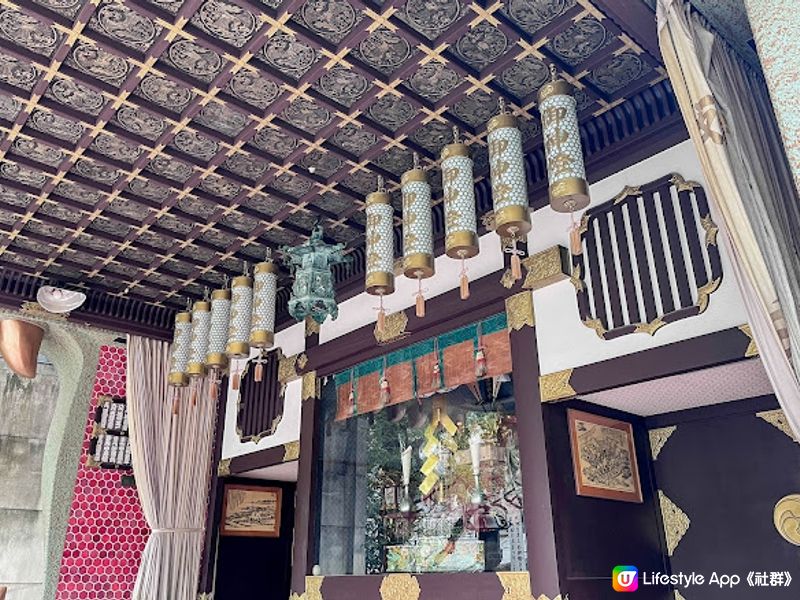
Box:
334;313;512;420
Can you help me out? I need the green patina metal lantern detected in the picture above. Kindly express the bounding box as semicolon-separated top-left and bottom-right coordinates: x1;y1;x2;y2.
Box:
281;223;348;325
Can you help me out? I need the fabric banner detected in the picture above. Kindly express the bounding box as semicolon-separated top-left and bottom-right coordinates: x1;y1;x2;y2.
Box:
334;313;511;420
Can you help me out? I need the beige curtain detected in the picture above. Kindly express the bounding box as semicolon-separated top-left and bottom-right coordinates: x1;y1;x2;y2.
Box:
127;335;216;599
657;0;800;436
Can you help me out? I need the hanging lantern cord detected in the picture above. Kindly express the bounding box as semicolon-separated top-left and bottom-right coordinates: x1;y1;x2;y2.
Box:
509;228;523;281
459;250;470;300
415;272;426;318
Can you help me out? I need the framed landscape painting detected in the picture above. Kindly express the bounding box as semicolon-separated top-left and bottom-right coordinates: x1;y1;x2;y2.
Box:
221;484;283;537
567;409;643;503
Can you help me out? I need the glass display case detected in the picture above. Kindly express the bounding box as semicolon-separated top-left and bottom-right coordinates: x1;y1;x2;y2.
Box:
315;377;527;575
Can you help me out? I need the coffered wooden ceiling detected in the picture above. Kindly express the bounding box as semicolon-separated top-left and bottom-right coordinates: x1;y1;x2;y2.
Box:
0;0;679;329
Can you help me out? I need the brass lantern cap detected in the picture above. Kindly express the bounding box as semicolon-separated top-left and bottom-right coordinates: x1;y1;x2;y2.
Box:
403;253;435;279
254;261;278;274
445;231;480;259
226;341;250;358
487;113;518;134
232;275;252;288
187;362;206;378
549;177;591;213
366;271;395;296
176;311;191;324
495;205;532;238
212;288;231;300
206;352;229;369
192;300;210;312
366;190;391;205
401;168;427;185
250;330;275;348
539;78;574;102
168;372;189;387
441;142;470;160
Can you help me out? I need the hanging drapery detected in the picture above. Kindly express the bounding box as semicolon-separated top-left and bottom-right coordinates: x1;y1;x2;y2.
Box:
657;0;800;436
127;335;217;600
334;313;512;421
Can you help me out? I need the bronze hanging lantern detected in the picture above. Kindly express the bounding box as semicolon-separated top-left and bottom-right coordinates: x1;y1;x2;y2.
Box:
539;64;590;213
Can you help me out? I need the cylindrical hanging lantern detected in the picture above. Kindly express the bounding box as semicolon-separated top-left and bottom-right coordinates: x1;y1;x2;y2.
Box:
168;310;192;387
206;287;231;370
441;129;479;260
365;177;395;297
227;270;253;359
250;252;278;349
187;299;211;378
402;153;435;280
538;65;590;213
487;99;531;238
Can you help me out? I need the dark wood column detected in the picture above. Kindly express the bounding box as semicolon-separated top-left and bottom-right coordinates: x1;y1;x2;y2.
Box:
505;291;563;600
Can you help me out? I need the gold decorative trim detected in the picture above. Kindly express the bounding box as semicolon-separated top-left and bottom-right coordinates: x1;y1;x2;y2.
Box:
375;310;409;345
298;353;308;370
696;277;721;313
217;458;231;477
278;351;299;384
20;301;69;320
659;490;690;556
305;316;321;337
700;214;718;246
612;184;642;205
535;595;565;600
496;572;532;600
539;369;576;402
300;576;324;600
481;210;496;231
634;317;666;336
522;245;569;290
738;323;759;357
649;426;677;460
270;413;283;435
283;440;300;462
500;268;516;289
302;371;318;401
577;212;589;236
675;591;687;600
670;173;701;192
569;264;584;291
379;573;421;600
773;494;800;546
505;291;535;331
756;409;798;443
582;317;607;339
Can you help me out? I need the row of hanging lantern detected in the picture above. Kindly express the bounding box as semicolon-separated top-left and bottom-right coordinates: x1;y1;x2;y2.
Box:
168;249;279;395
365;65;590;333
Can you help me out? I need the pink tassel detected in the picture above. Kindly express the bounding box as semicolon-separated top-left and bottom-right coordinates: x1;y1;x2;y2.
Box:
475;347;487;378
254;361;264;382
511;253;522;281
415;293;425;318
232;371;240;391
380;376;391;406
460;273;470;300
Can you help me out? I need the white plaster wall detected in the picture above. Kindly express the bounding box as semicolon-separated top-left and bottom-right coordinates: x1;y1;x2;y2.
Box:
221;321;305;460
530;140;748;374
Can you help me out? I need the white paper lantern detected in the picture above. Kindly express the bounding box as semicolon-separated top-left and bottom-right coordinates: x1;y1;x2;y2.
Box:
206;288;231;370
168;311;191;387
250;258;277;348
487;106;531;238
401;156;435;279
226;274;253;358
441;135;479;259
187;300;211;378
365;184;395;297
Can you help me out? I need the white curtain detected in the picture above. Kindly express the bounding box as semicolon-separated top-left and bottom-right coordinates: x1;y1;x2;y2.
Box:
127;335;216;599
657;0;800;436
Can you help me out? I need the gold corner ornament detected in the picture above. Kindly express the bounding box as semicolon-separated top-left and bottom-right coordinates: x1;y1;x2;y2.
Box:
539;369;576;402
521;246;569;291
298;353;308;370
569;264;584;291
302;371;319;401
659;490;690;556
773;494;800;546
500;267;516;289
497;572;533;600
374;310;409;345
305;316;321;337
756;409;798;443
670;173;701;192
612;184;642;205
649;425;677;461
738;323;759;357
379;573;421;600
505;291;534;331
283;440;300;462
217;458;231;477
278;351;299;384
299;576;324;600
700;214;719;246
696;277;721;313
634;317;666;336
582;318;606;339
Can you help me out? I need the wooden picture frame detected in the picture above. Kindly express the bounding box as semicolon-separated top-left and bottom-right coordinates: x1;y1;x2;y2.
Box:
221;484;283;537
567;409;643;503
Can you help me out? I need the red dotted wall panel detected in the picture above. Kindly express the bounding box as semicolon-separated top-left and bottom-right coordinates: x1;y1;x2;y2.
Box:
56;345;149;600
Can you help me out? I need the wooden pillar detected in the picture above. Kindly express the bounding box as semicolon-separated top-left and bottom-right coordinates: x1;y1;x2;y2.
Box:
505;291;563;599
290;372;322;596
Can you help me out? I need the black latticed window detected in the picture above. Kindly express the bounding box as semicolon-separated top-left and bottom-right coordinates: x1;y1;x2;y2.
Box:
571;173;722;339
237;349;284;444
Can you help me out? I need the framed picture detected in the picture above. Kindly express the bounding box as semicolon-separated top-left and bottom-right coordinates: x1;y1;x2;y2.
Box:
567;409;643;503
221;484;283;537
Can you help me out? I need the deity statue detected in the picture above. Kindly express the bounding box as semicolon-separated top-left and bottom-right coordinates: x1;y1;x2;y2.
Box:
281;222;349;324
